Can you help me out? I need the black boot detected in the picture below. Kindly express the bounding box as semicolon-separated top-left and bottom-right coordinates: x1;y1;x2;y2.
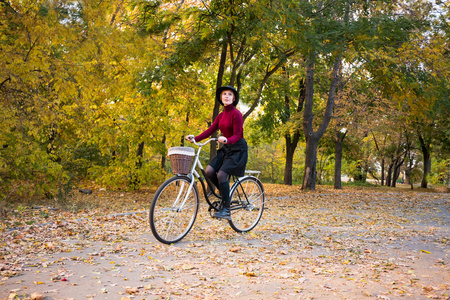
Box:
214;182;231;220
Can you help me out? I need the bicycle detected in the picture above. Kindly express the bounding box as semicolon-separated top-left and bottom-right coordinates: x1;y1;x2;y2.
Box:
149;138;265;244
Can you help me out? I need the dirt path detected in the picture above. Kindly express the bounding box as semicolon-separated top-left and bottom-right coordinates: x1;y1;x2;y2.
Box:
1;186;449;299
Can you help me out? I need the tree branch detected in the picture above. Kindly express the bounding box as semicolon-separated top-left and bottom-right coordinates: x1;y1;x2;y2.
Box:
243;49;295;120
317;56;342;136
313;0;339;15
1;76;11;87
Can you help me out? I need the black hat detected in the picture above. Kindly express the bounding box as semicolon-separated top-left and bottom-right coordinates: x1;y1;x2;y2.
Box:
216;86;239;106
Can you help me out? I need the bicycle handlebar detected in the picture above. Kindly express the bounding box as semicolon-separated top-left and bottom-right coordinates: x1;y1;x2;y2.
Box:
192;138;218;147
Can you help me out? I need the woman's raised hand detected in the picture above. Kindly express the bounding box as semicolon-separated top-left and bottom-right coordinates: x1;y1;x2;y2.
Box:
186;135;195;143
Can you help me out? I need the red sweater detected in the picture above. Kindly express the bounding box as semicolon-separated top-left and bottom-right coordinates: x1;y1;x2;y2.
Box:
194;105;244;144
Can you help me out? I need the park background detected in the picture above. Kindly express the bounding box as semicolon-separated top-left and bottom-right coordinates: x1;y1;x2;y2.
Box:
1;0;449;205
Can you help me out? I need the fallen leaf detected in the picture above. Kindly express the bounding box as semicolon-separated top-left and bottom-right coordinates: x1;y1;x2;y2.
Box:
363;290;372;297
229;247;242;253
114;244;123;252
125;287;139;294
8;293;17;300
182;264;195;270
31;292;44;300
422;285;434;292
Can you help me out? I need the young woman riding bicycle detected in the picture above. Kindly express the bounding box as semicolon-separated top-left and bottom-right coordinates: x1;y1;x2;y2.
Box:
186;86;248;220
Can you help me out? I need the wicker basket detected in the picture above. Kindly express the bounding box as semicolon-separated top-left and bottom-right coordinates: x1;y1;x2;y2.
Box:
168;147;195;175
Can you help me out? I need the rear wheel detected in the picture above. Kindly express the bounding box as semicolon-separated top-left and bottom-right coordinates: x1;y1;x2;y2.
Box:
228;177;264;233
149;176;199;244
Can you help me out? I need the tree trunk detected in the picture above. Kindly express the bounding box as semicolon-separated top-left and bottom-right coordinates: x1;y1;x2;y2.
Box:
393;152;406;187
284;139;294;185
181;112;190;146
302;54;341;190
317;153;327;185
386;162;393;187
210;42;227;161
405;134;414;189
391;157;399;187
136;141;145;169
130;141;145;189
371;131;385;185
284;134;299;185
334;129;347;189
406;150;414;190
418;134;431;188
303;135;319;190
283;78;304;185
110;0;124;25
447;162;450;192
160;134;166;170
390;153;405;187
354;162;366;182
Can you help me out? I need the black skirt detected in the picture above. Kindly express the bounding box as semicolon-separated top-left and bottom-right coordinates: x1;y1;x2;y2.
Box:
209;139;248;177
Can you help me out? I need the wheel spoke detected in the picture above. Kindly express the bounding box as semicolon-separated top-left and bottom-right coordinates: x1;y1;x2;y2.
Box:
229;177;264;233
150;177;199;244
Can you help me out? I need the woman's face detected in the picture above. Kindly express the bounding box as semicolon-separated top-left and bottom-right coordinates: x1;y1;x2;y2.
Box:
221;90;234;106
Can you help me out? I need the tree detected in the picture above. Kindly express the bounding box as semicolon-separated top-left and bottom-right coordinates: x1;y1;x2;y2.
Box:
0;0;86;196
356;0;448;188
0;0;168;194
250;64;305;185
297;0;350;190
283;77;305;185
138;0;295;161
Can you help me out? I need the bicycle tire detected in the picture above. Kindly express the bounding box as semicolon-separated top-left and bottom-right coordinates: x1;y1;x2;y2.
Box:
228;176;265;233
149;176;199;244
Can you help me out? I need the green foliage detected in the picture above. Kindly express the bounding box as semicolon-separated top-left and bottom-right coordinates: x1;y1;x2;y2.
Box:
342;180;376;188
0;134;67;199
245;138;305;184
316;153;334;184
246;142;284;184
430;158;450;185
89;160;165;191
0;0;164;198
345;160;368;182
0;0;448;200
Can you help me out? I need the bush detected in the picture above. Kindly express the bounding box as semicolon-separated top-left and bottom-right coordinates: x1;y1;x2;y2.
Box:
88;160;165;190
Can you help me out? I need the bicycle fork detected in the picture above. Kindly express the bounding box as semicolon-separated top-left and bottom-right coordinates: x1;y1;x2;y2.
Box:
173;175;197;211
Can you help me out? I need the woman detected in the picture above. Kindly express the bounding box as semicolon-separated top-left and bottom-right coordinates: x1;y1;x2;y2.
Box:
186;86;248;220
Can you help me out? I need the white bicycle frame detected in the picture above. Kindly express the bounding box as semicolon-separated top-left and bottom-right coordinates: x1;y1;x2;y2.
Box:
173;138;217;211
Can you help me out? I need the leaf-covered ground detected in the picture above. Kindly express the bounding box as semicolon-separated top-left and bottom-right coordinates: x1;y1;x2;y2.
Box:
0;184;449;299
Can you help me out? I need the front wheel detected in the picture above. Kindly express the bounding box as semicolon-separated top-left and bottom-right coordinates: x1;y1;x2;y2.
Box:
149;176;199;244
228;177;265;233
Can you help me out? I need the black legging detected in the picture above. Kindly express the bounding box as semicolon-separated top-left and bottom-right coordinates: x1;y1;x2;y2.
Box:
205;165;228;187
205;165;230;207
